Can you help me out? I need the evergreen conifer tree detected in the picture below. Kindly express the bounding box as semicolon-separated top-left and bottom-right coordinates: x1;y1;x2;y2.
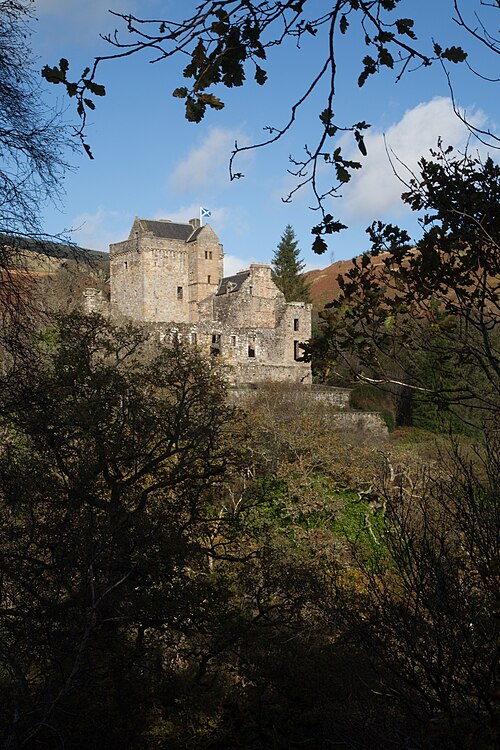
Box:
271;225;310;302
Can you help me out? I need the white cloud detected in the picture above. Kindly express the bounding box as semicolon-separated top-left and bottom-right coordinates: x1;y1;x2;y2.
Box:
223;254;258;277
68;207;130;251
153;204;228;229
340;97;487;220
34;0;141;43
170;127;251;193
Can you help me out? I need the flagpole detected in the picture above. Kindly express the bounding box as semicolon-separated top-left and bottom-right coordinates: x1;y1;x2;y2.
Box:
200;206;203;227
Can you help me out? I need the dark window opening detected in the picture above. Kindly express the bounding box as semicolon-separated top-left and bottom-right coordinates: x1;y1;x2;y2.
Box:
231;335;236;346
207;275;211;284
124;260;128;270
294;340;303;361
209;251;213;259
191;332;197;345
177;286;183;300
204;251;208;259
294;318;299;331
211;333;221;356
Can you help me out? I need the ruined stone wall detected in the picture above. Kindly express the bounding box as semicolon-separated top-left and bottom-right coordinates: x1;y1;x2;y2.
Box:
83;288;107;315
229;385;388;436
148;320;312;384
208;264;285;330
195;264;312;384
309;385;351;409
109;239;144;320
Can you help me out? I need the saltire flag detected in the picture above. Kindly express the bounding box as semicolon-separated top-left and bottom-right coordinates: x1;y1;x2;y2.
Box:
200;207;211;224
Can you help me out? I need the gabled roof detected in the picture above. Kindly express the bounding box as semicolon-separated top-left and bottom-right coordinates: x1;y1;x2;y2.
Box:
186;226;203;242
139;219;194;241
216;270;250;296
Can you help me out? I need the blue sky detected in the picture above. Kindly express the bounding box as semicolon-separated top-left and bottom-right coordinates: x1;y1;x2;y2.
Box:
32;0;498;275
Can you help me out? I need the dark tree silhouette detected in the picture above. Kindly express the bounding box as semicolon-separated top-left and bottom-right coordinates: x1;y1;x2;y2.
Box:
272;224;310;302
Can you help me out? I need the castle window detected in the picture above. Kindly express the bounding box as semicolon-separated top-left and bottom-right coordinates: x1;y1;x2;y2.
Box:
294;318;299;331
294;340;303;361
248;345;255;358
191;332;197;345
209;251;212;259
124;261;128;270
211;333;221;356
207;275;211;284
177;286;183;300
204;251;208;259
231;335;236;346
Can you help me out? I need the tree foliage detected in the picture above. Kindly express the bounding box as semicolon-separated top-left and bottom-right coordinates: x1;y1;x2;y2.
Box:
0;313;242;747
0;318;498;747
271;224;310;302
338;439;500;748
313;146;500;423
0;1;75;336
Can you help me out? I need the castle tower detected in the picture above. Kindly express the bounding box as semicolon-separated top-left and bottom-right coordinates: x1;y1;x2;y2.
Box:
109;217;223;323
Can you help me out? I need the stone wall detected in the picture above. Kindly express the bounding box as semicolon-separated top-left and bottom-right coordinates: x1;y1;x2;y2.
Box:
83;288;107;315
229;383;388;436
187;224;224;321
309;385;351;409
197;264;312;384
329;411;388;437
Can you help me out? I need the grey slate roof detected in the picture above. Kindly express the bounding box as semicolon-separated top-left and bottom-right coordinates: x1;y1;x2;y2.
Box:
216;270;250;296
140;220;194;241
186;226;203;242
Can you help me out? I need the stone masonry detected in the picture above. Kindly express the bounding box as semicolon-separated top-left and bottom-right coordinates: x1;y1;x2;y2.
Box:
108;217;312;384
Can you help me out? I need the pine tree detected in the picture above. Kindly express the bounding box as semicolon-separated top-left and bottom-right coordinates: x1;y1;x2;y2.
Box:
271;225;310;302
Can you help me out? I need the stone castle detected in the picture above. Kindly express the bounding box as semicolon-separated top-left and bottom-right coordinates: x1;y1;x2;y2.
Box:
95;216;312;384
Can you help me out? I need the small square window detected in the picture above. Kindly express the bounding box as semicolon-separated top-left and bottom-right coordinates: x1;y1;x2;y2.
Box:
177;286;183;300
294;318;299;331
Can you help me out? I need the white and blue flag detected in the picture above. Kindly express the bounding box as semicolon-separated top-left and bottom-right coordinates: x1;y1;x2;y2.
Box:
200;207;211;224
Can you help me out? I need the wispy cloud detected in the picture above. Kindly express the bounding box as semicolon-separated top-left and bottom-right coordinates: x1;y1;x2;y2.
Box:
153;204;228;229
339;97;487;220
169;127;252;193
68;207;131;251
223;254;258;277
34;0;140;44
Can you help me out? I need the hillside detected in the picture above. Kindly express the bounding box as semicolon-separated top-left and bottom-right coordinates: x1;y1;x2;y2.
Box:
2;235;108;273
305;253;392;310
305;258;358;310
